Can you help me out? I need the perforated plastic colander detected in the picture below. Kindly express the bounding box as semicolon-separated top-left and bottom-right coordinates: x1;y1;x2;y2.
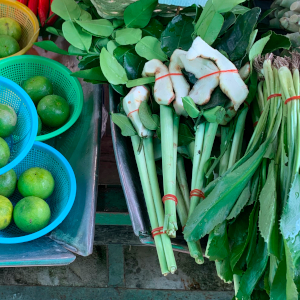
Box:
0;76;38;176
0;141;76;244
0;55;84;141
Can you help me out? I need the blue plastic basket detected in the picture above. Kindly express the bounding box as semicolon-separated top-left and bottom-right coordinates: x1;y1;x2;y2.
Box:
0;76;38;176
0;142;76;244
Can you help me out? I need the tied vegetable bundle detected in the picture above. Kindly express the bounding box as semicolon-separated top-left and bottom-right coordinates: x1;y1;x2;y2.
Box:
34;0;300;297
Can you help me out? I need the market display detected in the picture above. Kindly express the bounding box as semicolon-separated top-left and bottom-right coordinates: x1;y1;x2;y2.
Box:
33;0;300;297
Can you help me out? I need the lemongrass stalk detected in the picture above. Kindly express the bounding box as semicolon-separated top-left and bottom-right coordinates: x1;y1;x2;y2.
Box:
176;181;188;228
187;122;205;264
234;274;241;296
161;105;177;237
131;135;169;275
219;126;231;175
173;113;180;198
143;137;177;274
187;141;195;161
192;122;219;212
257;81;264;113
177;154;190;211
228;108;248;168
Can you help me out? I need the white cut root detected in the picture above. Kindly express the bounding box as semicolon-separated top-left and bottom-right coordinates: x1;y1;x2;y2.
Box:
142;59;175;106
123;86;151;138
186;37;249;110
169;49;190;116
239;62;250;81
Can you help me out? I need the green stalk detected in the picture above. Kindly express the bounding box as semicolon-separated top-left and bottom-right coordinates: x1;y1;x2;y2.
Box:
176;154;190;211
219;126;231;175
233;274;241;296
228;108;248;168
187;141;195;161
143;137;177;274
160;105;177;237
187;122;205;264
257;81;264;113
131;136;169;275
176;181;188;228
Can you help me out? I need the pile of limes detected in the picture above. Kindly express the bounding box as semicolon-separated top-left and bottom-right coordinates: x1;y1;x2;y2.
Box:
0;17;22;58
0;167;54;233
21;75;70;134
0;103;17;168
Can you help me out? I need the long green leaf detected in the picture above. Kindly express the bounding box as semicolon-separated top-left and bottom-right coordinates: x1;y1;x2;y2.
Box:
259;160;277;253
139;101;159;130
270;258;287;300
124;0;157;28
135;36;167;61
62;21;92;51
115;28;142;45
126;77;155;88
160;15;194;57
182;96;200;119
75;19;114;37
236;236;268;299
111;113;137;136
51;0;81;21
100;48;128;85
34;41;69;55
70;67;106;81
205;221;230;261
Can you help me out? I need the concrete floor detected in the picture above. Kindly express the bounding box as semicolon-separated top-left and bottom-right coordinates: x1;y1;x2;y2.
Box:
0;245;233;291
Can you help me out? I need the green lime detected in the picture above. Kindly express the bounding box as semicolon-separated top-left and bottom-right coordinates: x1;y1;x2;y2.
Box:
0;169;17;197
0;195;13;230
13;196;51;233
0;35;20;58
18;167;55;199
22;76;53;105
37;95;70;128
0;137;10;168
37;115;42;136
0;104;17;138
0;17;22;41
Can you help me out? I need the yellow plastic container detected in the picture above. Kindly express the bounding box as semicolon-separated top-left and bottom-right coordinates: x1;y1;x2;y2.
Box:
0;0;39;60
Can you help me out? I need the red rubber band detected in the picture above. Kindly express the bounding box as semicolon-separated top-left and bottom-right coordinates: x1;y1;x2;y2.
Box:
285;95;300;105
127;109;139;117
189;189;205;199
253;121;258;127
155;73;182;81
151;226;166;238
267;93;281;101
162;194;178;205
244;101;250;108
198;69;238;81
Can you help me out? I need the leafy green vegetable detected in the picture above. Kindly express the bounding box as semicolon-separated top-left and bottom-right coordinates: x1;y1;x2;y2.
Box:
34;41;69;55
262;31;291;54
184;109;281;242
124;0;157;28
249;33;271;63
123;49;146;80
68;45;86;56
115;28;142;45
62;21;92;51
114;45;134;64
219;12;236;36
270;258;287;300
100;48;128;85
107;41;119;54
78;55;99;70
75;19;114;37
216;7;261;68
259;161;277;253
178;124;195;147
205;221;230;261
182;96;200;119
160;15;194;57
111;113;137;136
142;19;163;39
51;0;81;21
135;36;168;61
126;77;155;88
139;101;159;130
46;27;63;37
71;67;106;81
236;236;268;299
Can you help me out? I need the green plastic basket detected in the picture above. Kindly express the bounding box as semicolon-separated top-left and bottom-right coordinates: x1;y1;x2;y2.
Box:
0;55;84;141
